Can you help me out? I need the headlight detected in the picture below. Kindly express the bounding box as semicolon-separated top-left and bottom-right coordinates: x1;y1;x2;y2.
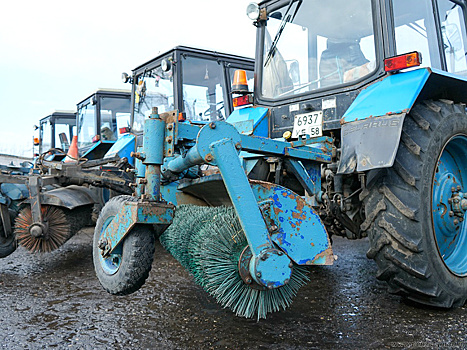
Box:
161;59;171;72
246;3;260;21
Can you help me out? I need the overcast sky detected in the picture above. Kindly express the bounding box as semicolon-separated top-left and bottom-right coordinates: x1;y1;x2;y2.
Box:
0;0;256;157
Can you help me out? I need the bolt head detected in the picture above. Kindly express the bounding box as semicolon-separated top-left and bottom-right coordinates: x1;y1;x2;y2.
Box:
209;122;216;129
98;239;108;250
454;219;459;225
448;198;453;204
29;225;44;238
457;185;462;191
449;211;455;217
288;262;293;268
452;187;457;193
245;278;252;284
256;272;261;278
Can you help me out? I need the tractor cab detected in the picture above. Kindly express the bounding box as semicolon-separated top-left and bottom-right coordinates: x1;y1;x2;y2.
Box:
76;89;131;160
248;0;467;138
126;46;254;134
34;110;76;160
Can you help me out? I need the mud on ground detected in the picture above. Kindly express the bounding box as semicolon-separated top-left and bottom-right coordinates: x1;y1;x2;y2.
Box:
0;228;466;349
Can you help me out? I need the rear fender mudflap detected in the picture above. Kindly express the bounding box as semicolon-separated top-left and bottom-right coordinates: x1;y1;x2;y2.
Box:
338;113;406;174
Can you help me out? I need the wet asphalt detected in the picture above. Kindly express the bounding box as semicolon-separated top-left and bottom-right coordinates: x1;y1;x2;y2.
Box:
0;228;466;350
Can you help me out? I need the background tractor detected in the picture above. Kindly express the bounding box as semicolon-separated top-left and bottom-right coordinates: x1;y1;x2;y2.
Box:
33;110;76;160
0;47;255;262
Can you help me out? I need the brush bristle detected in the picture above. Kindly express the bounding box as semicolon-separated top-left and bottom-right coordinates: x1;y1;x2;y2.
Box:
161;205;309;320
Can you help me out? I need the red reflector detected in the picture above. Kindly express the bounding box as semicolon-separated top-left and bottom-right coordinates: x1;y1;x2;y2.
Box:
384;51;422;72
178;112;186;122
233;94;253;107
119;127;130;134
92;135;100;143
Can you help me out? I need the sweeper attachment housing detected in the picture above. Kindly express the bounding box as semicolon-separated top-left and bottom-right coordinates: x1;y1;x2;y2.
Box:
0;151;133;258
93;108;334;319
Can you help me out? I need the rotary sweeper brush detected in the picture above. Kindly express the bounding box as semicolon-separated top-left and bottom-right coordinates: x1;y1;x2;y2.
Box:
93;107;334;319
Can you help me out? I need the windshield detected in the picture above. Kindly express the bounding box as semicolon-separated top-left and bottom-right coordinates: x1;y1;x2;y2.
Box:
132;66;174;133
261;0;376;99
100;96;131;140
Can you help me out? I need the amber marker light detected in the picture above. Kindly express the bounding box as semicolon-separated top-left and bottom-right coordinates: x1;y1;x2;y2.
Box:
232;69;250;94
384;51;422;73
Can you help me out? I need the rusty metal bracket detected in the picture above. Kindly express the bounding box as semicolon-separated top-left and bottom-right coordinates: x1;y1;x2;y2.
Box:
100;200;175;257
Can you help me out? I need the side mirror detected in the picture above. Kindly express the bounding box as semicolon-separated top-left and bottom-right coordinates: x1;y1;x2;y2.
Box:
122;72;133;84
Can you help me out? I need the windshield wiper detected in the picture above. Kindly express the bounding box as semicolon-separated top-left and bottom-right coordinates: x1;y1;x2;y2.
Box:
264;0;302;67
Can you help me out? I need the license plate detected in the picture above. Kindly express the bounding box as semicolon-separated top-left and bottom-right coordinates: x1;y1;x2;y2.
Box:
292;111;323;138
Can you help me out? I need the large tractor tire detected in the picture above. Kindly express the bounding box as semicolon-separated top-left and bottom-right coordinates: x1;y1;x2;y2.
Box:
93;195;156;295
362;100;467;308
0;232;16;258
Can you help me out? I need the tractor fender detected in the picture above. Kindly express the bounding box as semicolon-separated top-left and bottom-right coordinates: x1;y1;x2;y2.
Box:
338;68;467;174
104;133;136;166
32;185;98;210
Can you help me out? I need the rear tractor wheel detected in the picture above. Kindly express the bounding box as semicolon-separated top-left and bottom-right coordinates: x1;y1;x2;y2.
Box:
0;209;17;258
93;195;156;295
363;100;467;307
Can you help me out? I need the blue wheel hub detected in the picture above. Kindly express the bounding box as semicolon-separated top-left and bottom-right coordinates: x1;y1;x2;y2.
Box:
432;135;467;276
99;216;122;275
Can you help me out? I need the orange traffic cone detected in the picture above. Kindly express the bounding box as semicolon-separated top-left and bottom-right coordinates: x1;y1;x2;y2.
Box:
64;135;79;163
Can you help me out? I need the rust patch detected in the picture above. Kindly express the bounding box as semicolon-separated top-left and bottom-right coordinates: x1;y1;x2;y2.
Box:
311;247;334;265
273;207;284;216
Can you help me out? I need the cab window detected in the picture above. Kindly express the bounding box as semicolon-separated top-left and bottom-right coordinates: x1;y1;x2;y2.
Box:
392;0;442;69
182;56;225;121
437;0;467;75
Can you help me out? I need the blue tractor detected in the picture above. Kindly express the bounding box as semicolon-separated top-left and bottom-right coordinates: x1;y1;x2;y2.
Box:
241;0;467;310
0;90;134;259
92;0;467;318
33;110;76;160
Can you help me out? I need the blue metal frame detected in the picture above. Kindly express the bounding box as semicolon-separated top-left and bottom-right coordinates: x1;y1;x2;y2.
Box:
99;108;334;289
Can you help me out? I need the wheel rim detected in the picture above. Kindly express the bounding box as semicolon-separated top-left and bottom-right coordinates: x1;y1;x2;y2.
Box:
99;216;122;275
432;134;467;276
